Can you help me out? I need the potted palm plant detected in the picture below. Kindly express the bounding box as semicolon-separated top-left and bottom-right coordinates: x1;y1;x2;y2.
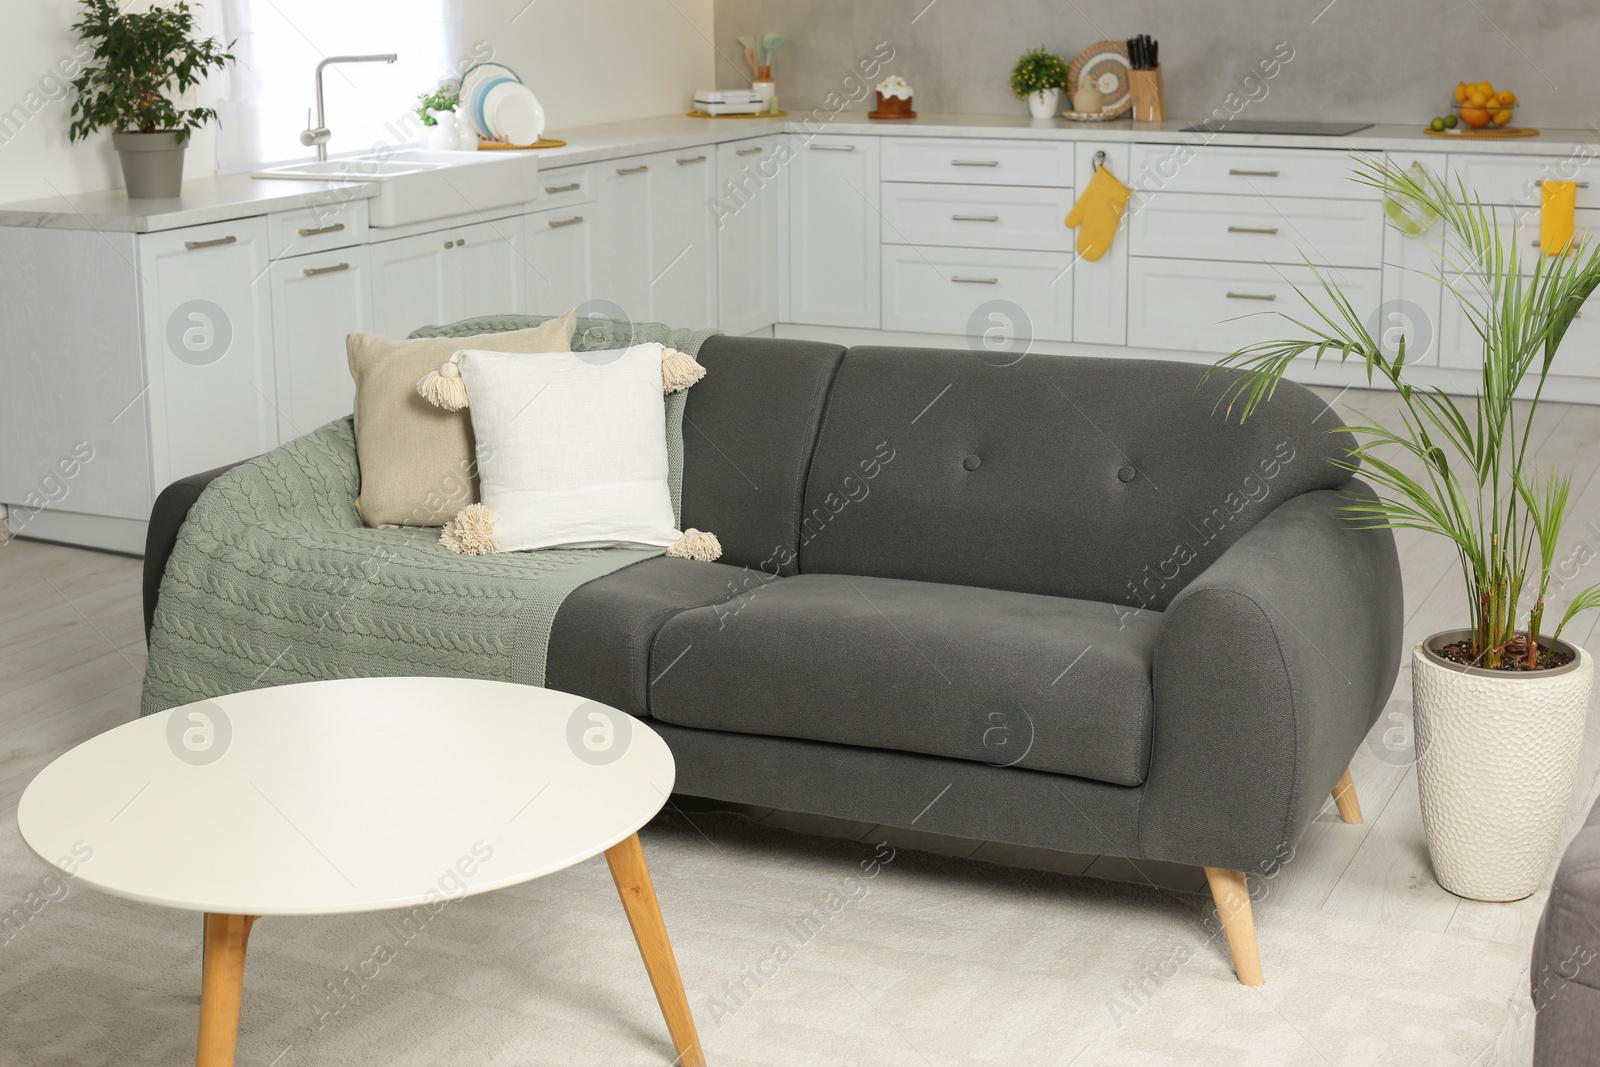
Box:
1209;157;1600;902
1010;47;1070;119
68;0;234;200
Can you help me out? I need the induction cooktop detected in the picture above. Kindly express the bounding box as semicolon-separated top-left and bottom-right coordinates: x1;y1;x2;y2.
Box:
1178;120;1374;136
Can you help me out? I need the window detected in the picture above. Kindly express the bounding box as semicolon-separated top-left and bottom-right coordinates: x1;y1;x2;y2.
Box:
216;0;460;169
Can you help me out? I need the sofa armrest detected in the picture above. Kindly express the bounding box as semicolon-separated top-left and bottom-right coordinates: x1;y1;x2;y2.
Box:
1140;481;1403;872
142;462;248;643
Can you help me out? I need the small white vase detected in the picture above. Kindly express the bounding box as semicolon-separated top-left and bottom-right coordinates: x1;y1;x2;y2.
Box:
1412;630;1593;901
1027;88;1061;119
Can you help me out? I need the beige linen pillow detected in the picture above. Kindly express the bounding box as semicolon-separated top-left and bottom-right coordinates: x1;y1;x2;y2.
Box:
346;309;577;527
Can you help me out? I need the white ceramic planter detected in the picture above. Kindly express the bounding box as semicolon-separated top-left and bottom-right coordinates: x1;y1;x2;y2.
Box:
1412;629;1592;901
1027;88;1061;119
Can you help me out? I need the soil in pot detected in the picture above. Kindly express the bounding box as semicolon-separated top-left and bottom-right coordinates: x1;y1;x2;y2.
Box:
1433;634;1575;671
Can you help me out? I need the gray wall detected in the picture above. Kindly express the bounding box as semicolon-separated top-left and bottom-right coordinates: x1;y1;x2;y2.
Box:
712;0;1600;129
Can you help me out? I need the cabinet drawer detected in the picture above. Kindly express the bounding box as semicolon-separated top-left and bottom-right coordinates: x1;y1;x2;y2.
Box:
882;246;1072;340
1127;257;1381;355
1129;192;1382;268
882;137;1075;187
882;182;1072;252
1449;153;1600;209
534;164;596;212
266;197;368;259
1440;287;1600;376
1130;144;1380;200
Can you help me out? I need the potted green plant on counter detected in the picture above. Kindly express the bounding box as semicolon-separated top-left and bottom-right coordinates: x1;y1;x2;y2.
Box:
1208;157;1600;902
1010;47;1070;119
68;0;234;200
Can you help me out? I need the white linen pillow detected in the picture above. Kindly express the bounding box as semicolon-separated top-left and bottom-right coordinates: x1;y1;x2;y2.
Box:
455;342;681;552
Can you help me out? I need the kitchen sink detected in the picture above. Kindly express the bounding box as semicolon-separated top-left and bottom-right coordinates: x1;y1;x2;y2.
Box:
252;149;539;228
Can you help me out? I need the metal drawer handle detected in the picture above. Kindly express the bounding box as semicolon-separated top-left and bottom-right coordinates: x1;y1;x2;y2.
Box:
1228;225;1280;235
952;276;1000;284
1228;168;1281;177
1226;291;1277;301
184;235;236;250
297;222;345;237
736;146;764;155
1538;180;1591;188
952;214;1001;222
302;262;350;276
616;164;650;175
548;215;585;228
677;155;707;165
544;182;581;193
445;240;454;248
810;144;855;152
953;160;1000;167
457;237;466;246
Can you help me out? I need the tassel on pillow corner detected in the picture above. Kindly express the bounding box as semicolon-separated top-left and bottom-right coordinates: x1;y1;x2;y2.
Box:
666;528;722;562
416;353;470;411
440;503;500;555
661;347;707;394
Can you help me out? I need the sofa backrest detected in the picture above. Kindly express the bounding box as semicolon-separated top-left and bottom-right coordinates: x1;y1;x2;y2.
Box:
795;345;1354;611
679;335;845;576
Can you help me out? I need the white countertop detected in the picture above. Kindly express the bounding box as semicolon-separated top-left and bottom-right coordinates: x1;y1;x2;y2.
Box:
4;111;1594;233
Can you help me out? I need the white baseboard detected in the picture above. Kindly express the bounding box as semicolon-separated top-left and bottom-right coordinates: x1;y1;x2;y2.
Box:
8;508;146;556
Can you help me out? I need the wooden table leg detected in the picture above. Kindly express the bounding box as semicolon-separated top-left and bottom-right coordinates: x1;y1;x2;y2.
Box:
197;913;257;1067
605;833;707;1067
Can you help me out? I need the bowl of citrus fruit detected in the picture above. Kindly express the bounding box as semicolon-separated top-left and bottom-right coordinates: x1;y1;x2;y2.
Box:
1439;80;1517;131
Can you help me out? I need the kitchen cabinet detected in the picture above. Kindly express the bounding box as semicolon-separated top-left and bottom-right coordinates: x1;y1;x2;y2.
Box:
716;136;787;335
1073;141;1130;346
650;146;718;329
369;218;524;339
526;203;597;316
789;134;881;329
269;245;372;441
592;157;655;322
137;217;277;489
1378;152;1447;368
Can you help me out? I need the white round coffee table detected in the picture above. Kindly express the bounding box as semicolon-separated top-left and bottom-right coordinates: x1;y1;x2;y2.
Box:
16;677;706;1067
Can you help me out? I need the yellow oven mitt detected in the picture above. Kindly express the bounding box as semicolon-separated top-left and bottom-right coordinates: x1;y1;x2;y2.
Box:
1542;179;1577;256
1065;165;1131;261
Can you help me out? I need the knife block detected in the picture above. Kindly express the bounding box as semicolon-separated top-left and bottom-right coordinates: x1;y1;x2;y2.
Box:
1129;66;1166;122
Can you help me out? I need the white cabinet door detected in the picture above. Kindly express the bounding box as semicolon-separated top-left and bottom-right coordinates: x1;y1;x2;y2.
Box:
593;158;655;321
716;136;786;335
1073;142;1130;346
137;218;276;486
650;146;718;329
269;246;372;443
448;217;525;323
525;205;595;317
1379;152;1448;368
790;134;881;328
370;230;451;339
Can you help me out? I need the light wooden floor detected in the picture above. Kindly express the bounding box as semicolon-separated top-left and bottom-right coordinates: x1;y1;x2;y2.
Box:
2;384;1597;1053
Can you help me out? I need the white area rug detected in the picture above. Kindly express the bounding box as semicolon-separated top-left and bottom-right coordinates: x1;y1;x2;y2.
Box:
0;808;1531;1066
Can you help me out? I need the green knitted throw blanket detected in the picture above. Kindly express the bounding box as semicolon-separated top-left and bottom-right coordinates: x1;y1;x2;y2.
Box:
141;315;720;716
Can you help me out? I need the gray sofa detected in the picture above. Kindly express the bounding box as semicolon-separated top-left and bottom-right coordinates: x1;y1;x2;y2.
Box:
144;334;1403;985
1532;796;1600;1064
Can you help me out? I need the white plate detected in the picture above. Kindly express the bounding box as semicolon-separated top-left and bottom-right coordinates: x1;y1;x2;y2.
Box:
487;82;546;144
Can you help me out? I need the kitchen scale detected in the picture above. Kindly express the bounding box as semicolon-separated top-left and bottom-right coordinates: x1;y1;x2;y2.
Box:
1178;120;1373;136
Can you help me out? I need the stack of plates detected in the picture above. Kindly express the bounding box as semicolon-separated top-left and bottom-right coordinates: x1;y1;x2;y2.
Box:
460;62;546;145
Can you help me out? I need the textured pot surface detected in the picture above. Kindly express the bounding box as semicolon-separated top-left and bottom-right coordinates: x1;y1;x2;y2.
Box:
113;131;186;200
1412;631;1592;901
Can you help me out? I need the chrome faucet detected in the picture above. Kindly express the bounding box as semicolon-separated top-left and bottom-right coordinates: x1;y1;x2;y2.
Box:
300;54;399;161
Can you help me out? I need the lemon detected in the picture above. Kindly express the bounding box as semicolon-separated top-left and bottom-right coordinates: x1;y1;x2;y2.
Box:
1443;113;1459;129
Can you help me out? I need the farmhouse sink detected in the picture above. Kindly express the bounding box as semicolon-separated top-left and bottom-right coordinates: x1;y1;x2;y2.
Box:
253;150;539;228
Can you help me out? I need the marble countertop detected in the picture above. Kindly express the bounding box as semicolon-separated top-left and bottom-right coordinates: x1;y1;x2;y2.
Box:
3;112;1593;233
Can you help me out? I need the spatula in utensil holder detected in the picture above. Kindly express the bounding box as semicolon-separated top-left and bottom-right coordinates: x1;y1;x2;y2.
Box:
1129;66;1166;122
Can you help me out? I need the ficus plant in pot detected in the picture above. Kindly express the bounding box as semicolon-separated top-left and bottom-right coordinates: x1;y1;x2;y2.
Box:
1010;47;1070;119
1209;156;1600;902
68;0;234;200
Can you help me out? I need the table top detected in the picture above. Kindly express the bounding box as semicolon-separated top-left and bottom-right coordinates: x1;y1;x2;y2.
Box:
16;678;674;916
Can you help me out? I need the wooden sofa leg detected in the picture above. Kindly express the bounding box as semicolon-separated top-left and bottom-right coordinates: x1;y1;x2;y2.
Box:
1204;867;1264;986
1332;767;1363;824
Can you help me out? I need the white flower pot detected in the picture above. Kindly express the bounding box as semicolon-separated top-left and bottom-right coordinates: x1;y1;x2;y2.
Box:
1412;629;1592;901
1027;88;1061;119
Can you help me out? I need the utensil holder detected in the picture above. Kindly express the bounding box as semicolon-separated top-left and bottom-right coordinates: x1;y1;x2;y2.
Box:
1128;66;1166;122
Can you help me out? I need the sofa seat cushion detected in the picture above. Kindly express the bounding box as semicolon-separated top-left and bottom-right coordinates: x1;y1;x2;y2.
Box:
546;556;755;719
647;574;1163;786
